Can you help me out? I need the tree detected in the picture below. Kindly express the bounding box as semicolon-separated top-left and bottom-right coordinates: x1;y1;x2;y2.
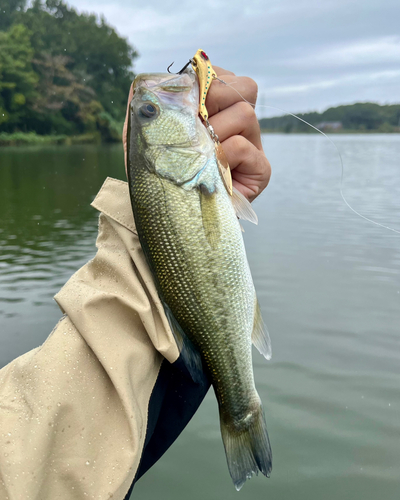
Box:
28;52;102;135
0;0;26;30
16;0;137;120
0;23;38;131
0;0;138;139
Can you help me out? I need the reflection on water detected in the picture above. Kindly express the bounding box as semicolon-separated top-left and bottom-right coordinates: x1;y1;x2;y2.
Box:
0;144;125;363
0;136;399;500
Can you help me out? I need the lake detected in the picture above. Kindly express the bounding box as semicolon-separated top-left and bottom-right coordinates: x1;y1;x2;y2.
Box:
0;134;399;500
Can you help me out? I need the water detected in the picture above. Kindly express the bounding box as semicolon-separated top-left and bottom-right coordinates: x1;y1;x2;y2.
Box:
0;135;399;499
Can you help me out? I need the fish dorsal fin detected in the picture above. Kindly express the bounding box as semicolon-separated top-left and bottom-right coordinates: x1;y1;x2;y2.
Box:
232;186;258;225
252;300;271;360
162;300;205;383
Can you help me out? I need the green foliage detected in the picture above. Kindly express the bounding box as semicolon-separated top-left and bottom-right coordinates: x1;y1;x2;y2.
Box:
16;0;136;119
0;131;66;145
0;0;26;30
97;111;124;143
0;23;38;129
259;103;400;133
28;52;102;135
0;130;101;146
0;0;137;142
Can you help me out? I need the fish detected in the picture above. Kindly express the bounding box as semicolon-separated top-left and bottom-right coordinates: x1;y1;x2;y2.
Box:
126;68;272;490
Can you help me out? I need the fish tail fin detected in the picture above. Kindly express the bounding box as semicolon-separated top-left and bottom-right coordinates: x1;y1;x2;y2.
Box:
220;403;272;491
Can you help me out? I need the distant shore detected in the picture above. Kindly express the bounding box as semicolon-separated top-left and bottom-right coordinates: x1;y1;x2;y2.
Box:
0;132;113;147
258;102;400;135
259;128;400;134
1;128;400;148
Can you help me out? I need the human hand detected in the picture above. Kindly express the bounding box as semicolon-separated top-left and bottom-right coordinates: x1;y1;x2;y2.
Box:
207;66;271;202
123;66;271;203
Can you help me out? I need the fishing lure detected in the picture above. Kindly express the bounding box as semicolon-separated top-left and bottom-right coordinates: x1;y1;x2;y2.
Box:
191;49;233;197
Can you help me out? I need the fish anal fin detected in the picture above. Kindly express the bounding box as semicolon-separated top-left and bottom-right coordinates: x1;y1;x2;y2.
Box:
162;301;204;383
252;300;271;360
200;189;221;249
232;186;258;225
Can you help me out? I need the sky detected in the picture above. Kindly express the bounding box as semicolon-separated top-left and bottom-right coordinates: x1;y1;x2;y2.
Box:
66;0;400;117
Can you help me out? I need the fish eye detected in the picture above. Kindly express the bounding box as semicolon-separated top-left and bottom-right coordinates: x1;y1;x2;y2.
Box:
140;103;158;118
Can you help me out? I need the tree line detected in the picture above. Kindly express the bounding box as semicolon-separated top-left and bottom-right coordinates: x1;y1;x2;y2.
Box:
259;102;400;133
0;0;137;143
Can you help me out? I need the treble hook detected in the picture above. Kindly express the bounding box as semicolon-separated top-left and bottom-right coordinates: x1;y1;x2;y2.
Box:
167;60;193;74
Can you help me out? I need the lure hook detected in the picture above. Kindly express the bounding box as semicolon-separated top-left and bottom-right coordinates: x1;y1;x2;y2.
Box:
166;60;193;74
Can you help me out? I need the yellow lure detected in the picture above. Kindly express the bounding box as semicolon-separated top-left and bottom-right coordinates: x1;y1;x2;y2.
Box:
191;49;217;123
191;49;233;196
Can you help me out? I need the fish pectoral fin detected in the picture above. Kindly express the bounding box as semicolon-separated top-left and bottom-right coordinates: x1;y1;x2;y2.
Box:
231;186;258;225
200;189;221;249
162;301;205;384
252;300;272;360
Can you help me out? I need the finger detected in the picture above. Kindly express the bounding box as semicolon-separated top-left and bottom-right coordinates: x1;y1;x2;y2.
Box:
212;65;235;76
209;101;263;151
206;74;258;117
222;135;271;202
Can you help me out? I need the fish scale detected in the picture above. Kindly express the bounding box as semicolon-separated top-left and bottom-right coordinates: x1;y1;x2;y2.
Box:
127;69;272;490
133;161;255;412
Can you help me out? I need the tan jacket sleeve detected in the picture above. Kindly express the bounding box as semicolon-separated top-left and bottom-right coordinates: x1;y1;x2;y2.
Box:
0;177;181;500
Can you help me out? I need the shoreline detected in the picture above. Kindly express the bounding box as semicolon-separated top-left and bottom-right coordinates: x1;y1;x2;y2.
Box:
1;129;399;148
260;128;400;134
0;132;119;147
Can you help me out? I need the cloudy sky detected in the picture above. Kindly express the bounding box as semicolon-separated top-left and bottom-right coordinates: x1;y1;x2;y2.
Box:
67;0;400;117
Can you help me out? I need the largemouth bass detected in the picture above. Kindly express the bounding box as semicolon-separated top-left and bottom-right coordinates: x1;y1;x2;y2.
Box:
126;68;272;490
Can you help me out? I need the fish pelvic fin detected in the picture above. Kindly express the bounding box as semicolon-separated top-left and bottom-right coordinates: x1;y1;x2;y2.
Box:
220;403;272;491
162;301;204;384
252;300;272;360
200;188;221;249
231;186;258;225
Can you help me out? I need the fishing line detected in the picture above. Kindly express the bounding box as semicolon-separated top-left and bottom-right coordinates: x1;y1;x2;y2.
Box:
215;77;400;236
